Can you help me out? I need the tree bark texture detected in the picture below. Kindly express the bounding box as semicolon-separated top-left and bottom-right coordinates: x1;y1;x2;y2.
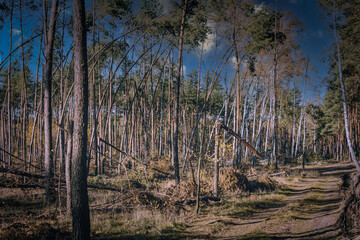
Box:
173;0;188;185
43;0;59;204
71;0;90;238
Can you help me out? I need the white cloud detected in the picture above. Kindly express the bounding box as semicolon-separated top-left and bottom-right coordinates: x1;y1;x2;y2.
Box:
203;32;216;52
12;29;21;36
230;56;238;68
197;21;217;54
230;56;249;70
182;65;186;76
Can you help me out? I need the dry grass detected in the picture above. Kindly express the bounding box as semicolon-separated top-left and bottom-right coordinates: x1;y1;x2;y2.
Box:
211;193;286;217
0;187;71;239
91;208;187;239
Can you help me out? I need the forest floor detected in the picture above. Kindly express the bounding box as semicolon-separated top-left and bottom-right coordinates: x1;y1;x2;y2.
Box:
175;162;355;239
0;162;356;239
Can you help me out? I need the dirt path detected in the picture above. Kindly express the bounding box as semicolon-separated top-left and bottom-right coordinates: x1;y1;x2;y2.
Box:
180;163;355;240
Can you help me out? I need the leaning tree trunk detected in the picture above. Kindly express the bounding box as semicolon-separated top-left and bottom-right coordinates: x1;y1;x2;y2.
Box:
71;0;90;239
332;1;360;171
295;108;304;158
43;0;59;204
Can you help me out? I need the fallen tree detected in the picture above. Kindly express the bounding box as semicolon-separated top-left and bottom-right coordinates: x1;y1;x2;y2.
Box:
0;167;125;192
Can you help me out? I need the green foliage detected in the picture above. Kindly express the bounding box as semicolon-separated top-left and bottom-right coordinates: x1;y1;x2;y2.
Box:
318;0;360;142
280;86;302;126
246;6;285;54
96;0;131;19
137;0;209;48
0;1;9;30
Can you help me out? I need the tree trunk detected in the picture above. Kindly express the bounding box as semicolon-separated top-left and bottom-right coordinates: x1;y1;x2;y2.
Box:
65;120;73;216
295;109;304;159
43;0;59;204
291;86;296;158
20;0;28;173
214;122;220;197
302;114;306;168
173;0;188;185
1;110;5;165
71;0;90;238
272;1;279;169
7;0;14;168
332;1;360;171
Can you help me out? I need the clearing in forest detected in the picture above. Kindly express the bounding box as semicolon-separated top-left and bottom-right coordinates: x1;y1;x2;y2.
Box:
0;162;355;239
175;163;353;239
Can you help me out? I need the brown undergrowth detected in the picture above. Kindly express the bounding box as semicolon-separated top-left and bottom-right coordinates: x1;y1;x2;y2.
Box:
0;159;282;239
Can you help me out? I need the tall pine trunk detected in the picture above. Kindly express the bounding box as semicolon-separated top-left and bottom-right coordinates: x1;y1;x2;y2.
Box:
173;0;188;184
7;0;14;167
43;0;59;204
71;0;90;238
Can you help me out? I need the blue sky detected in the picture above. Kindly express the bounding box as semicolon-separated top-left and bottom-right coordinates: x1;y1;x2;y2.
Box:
174;0;333;104
0;0;333;104
261;0;333;102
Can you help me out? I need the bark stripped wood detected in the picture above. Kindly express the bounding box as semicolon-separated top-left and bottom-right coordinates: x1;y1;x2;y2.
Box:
0;183;43;189
269;171;286;177
177;196;221;206
98;137;173;177
220;123;263;159
0;147;40;170
0;167;45;179
0;167;126;193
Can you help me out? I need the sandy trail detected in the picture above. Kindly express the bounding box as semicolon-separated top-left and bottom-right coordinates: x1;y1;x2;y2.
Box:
181;163;354;239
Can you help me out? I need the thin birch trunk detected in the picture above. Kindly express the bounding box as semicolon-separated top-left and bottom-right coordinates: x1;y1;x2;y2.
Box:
65;120;73;216
302;114;306;168
214;122;220;197
295;108;304;158
332;0;360;171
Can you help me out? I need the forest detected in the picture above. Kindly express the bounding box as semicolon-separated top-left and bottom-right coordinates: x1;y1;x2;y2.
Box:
0;0;360;239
